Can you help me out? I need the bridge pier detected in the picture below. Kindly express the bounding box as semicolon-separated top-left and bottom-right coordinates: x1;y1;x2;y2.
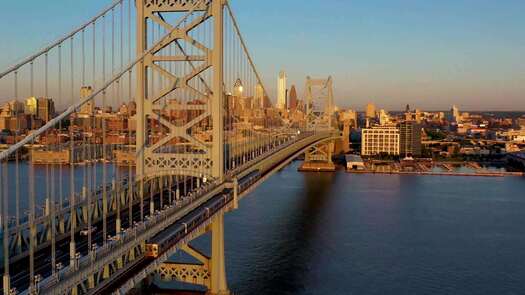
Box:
299;76;337;172
210;214;229;295
156;214;230;295
299;141;336;172
3;274;10;295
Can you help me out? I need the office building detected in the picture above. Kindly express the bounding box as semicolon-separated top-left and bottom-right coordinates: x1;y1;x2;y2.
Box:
361;126;400;156
379;109;390;125
25;97;38;116
233;78;244;98
0;100;24;117
37;97;55;122
79;86;94;116
255;83;265;109
277;70;287;110
366;103;376;119
447;105;462;123
399;121;422;157
288;85;298;110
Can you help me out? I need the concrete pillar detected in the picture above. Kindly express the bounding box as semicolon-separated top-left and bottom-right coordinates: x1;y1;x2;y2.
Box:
233;178;239;210
3;274;10;295
210;215;229;295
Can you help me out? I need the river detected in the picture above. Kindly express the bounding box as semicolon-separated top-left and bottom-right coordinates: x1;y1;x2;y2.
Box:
161;161;525;295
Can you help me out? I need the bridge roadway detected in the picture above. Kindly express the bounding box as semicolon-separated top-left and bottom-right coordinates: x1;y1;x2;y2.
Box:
28;131;337;295
4;135;285;292
5;136;287;291
8;176;198;291
103;131;338;294
3;133;294;276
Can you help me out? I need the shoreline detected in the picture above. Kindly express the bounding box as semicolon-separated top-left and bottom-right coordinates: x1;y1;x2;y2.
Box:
346;170;524;177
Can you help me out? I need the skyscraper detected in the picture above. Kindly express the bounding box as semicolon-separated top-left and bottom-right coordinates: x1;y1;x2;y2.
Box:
288;85;298;110
25;97;38;116
379;109;390;125
366;103;376;119
255;83;264;109
37;97;55;122
233;78;244;98
399;121;422;157
452;105;461;123
79;86;94;116
277;70;287;110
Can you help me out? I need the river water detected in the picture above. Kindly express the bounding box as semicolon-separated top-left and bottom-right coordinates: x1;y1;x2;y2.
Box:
4;160;525;294
164;161;525;295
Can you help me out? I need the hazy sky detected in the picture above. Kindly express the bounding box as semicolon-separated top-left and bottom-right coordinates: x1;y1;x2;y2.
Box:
1;0;524;111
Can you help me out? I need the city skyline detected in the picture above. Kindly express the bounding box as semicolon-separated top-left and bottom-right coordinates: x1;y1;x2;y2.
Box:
1;1;524;111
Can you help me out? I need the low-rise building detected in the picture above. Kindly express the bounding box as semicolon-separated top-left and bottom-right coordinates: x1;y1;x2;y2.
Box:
346;154;365;170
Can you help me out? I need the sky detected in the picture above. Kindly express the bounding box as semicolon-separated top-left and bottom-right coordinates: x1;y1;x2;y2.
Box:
1;0;524;111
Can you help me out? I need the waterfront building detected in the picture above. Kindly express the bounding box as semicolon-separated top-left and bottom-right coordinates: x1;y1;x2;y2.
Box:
399;121;422;157
366;103;376;119
277;70;287;110
346;154;365;170
361;126;400;156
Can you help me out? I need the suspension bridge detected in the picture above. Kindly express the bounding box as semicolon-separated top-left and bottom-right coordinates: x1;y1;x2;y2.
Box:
0;1;340;294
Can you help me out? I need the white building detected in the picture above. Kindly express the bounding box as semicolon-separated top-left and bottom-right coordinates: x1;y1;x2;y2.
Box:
277;70;287;110
346;154;366;170
361;126;400;156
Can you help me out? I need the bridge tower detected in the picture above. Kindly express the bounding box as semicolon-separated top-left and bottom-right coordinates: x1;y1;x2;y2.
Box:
299;76;337;171
136;0;224;182
136;1;228;294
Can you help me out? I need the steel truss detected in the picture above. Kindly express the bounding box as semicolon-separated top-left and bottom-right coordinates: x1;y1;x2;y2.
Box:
305;76;334;131
304;76;336;164
136;0;225;181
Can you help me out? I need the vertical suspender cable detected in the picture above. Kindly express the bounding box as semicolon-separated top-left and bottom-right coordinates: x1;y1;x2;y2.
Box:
58;46;63;228
102;14;108;244
14;71;20;254
2;159;10;294
28;60;36;291
69;36;76;272
128;0;133;226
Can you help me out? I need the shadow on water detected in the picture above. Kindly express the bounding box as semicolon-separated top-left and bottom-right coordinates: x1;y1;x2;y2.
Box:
146;167;338;295
239;171;337;295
